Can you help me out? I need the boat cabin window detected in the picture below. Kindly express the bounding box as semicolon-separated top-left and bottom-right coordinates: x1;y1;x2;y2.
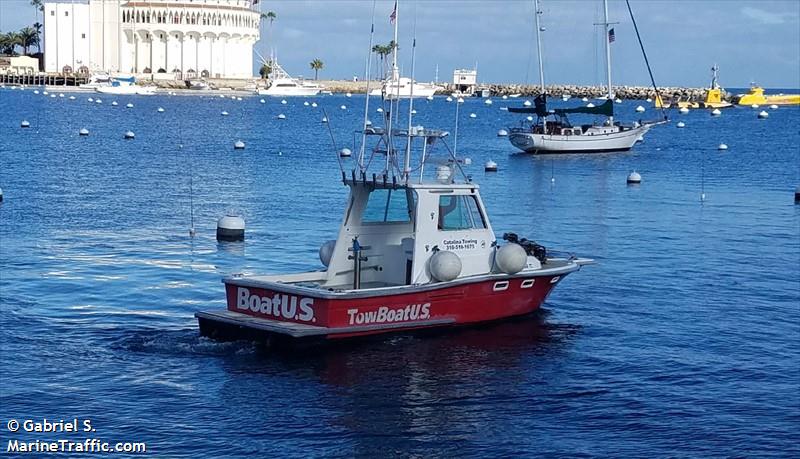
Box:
362;188;416;224
438;195;487;231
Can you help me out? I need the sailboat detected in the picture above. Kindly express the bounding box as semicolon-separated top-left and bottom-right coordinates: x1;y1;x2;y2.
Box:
508;0;664;154
369;1;441;99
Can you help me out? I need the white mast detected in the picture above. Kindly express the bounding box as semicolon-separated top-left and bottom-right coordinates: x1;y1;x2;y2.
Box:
534;0;545;96
603;0;613;123
390;0;399;81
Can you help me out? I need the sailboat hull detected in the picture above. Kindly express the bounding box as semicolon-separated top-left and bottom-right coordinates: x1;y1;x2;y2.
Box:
509;123;652;154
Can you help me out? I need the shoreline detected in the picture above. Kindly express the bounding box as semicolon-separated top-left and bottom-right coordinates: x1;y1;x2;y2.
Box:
1;74;709;100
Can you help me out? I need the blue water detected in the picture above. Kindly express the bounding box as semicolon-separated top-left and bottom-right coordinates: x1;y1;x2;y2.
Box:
1;88;798;457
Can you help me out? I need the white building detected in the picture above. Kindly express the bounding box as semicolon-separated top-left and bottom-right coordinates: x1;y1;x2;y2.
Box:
44;0;261;79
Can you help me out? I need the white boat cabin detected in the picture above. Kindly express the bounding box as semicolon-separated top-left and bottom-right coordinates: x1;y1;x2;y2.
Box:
321;179;499;289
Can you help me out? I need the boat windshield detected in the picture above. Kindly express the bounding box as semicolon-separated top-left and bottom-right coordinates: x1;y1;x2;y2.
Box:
438;195;486;230
362;188;416;224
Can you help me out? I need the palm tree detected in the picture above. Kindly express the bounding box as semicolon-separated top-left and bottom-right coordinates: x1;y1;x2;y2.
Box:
18;27;38;55
30;0;44;53
33;22;42;53
259;63;271;79
0;32;19;55
309;59;323;80
372;44;391;79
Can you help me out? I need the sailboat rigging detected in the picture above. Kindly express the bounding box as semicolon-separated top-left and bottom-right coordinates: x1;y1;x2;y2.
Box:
507;0;666;154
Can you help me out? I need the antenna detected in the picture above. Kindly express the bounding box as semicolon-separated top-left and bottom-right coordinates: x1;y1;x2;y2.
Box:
358;0;378;171
403;2;418;182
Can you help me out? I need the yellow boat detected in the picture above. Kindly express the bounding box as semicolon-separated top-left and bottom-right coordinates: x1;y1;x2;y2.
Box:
735;86;800;106
655;64;733;109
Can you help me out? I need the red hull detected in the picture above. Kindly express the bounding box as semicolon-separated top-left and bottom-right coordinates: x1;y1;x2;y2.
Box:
211;273;567;340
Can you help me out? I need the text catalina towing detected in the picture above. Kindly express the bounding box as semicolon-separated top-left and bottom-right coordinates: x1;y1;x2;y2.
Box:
195;7;592;344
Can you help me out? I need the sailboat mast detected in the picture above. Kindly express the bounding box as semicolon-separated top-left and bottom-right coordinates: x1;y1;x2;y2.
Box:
534;0;545;95
603;0;614;112
391;0;400;81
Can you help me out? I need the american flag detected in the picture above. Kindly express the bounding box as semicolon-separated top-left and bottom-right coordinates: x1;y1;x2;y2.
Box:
390;1;397;24
608;28;615;43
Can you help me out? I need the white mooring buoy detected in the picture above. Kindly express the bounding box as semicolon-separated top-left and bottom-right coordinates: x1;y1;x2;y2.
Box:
281;99;287;105
278;113;286;120
711;108;722;116
586;103;596;108
79;128;89;136
321;117;328;123
217;215;245;242
581;97;589;102
126;103;134;108
677;121;686;128
679;107;689;114
219;94;225;99
377;107;384;113
311;102;318;108
50;94;56;98
95;98;102;104
88;97;94;102
615;98;622;104
20;120;30;128
59;93;64;98
485;99;493;105
340;105;347;110
340;148;352;158
469;113;477;118
221;111;229;116
497;129;508;137
635;105;646;113
69;95;76;100
718;143;728;151
303;101;310;106
427;95;434;101
646;97;652;103
157;107;165;113
43;91;49;95
502;95;508;100
485;160;498;172
523;100;532;107
627;171;642;184
260;99;266;104
346;92;352;98
527;116;534;122
446;97;453;102
758;110;769;119
124;130;135;139
750;104;759;109
34;90;39;94
111;101;118;106
770;104;778;110
411;109;417;114
234;140;245;150
236;97;242;101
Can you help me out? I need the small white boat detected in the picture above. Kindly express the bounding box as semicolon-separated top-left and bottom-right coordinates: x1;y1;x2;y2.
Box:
369;75;440;99
187;80;211;91
95;76;155;96
79;73;113;91
257;61;321;97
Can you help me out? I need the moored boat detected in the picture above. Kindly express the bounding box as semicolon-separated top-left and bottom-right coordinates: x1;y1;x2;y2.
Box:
196;2;592;344
655;64;733;110
507;0;665;154
734;85;800;106
95;76;155;95
257;60;321;97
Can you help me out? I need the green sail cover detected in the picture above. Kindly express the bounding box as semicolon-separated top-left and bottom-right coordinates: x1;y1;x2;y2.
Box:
554;99;614;116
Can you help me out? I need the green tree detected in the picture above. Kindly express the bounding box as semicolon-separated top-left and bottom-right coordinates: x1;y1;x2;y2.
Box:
372;44;391;79
309;59;323;80
0;32;20;55
259;63;271;79
18;26;39;55
30;0;44;53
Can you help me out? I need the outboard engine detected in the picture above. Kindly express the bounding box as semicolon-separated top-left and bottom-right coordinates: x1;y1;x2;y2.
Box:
502;233;547;264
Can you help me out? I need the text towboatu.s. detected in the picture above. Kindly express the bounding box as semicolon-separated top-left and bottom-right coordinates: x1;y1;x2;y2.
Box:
195;1;593;344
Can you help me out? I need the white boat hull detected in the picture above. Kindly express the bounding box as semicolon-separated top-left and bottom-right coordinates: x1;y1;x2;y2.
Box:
95;86;155;96
369;80;439;99
258;86;320;97
509;123;653;153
